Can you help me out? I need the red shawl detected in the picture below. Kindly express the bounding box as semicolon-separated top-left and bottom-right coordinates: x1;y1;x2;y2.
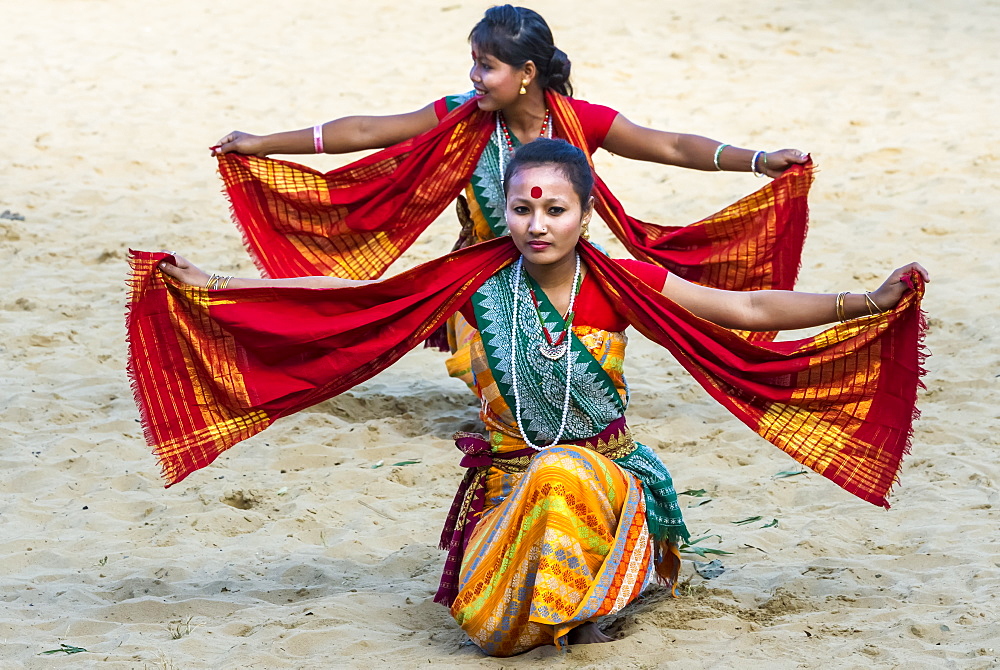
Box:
127;238;925;507
218;91;812;294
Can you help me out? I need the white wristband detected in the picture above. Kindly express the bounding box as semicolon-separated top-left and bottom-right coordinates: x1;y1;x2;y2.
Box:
312;124;325;154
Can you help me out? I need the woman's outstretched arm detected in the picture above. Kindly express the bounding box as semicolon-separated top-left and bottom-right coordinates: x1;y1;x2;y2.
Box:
211;103;440;157
661;263;930;332
158;254;374;289
601;114;807;178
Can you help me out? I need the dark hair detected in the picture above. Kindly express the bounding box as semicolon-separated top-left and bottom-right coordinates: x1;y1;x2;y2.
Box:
469;5;573;97
503;138;594;207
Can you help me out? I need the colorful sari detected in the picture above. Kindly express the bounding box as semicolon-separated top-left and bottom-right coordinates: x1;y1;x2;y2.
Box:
439;264;687;655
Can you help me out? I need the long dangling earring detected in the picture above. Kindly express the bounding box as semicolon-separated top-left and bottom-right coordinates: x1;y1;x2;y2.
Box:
581;216;591;240
519;79;528;95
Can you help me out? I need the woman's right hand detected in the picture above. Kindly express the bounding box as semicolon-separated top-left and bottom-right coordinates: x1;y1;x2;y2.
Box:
761;149;810;177
158;253;210;287
211;131;269;157
869;262;931;312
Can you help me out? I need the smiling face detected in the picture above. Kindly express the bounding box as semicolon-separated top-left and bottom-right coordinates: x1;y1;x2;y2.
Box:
505;164;592;269
469;46;527;111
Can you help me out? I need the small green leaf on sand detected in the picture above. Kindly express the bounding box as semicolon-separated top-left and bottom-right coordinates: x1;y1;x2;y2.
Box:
762;518;779;528
732;516;763;525
772;469;808;479
680;532;733;558
681;546;734;557
40;644;87;655
679;489;707;497
371;460;384;469
392;460;421;466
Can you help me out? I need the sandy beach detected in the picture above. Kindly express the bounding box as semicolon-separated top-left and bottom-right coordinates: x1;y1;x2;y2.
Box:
2;1;999;667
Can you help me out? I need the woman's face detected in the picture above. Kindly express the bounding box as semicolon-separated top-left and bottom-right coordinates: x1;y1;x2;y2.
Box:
506;164;591;267
469;46;525;111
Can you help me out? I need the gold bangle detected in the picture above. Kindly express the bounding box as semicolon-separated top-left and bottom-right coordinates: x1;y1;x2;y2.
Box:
205;273;220;290
864;292;884;316
219;275;232;290
836;291;849;322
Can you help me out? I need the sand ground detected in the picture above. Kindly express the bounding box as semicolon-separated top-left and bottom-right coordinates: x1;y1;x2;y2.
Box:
2;1;998;668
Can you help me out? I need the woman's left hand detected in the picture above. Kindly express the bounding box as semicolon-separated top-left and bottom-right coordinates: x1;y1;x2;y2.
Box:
761;149;810;177
869;262;931;312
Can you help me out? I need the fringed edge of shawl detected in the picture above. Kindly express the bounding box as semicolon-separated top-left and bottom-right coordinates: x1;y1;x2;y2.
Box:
883;296;930;508
124;250;177;487
788;162;815;290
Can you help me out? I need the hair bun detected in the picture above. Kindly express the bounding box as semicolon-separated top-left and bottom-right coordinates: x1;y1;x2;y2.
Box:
547;48;571;80
545;48;572;96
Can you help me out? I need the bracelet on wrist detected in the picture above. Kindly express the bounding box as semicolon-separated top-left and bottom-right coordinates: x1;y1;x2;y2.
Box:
313;124;325;154
713;143;729;171
836;290;888;322
835;291;849;322
864;292;885;316
205;273;233;290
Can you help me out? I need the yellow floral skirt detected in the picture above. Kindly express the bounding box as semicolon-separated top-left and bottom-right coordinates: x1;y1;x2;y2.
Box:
449;445;654;657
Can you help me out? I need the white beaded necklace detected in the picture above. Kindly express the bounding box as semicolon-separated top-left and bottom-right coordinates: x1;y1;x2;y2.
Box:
509;253;581;451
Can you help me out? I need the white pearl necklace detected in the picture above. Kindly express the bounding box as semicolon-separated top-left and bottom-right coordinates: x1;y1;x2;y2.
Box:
509;253;581;451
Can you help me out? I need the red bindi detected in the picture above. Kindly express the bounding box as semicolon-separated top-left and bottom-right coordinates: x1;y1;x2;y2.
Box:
530;186;543;199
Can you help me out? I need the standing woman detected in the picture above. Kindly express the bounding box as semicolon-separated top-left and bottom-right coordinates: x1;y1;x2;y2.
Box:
135;139;927;657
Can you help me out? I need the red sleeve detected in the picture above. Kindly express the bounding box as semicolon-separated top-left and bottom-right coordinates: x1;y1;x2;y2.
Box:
432;97;450;122
574;259;667;332
434;92;478;121
616;259;669;292
567;97;620;154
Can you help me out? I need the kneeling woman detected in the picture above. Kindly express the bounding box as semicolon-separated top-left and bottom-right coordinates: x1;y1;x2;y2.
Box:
139;139;927;657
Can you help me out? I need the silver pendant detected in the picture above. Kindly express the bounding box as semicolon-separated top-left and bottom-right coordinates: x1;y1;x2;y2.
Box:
538;342;568;360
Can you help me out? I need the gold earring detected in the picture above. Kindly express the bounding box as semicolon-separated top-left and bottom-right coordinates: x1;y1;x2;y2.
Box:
581;218;591;240
519;79;528;95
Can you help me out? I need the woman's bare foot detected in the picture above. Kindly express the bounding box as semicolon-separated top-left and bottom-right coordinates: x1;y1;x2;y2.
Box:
567;621;613;645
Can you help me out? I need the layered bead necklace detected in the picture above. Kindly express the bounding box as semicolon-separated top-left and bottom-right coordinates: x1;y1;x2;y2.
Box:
529;269;582;361
509;253;581;451
496;109;551;189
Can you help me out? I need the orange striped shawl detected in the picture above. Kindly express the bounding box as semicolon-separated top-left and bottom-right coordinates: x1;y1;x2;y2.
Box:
218;92;812;298
127;238;925;508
